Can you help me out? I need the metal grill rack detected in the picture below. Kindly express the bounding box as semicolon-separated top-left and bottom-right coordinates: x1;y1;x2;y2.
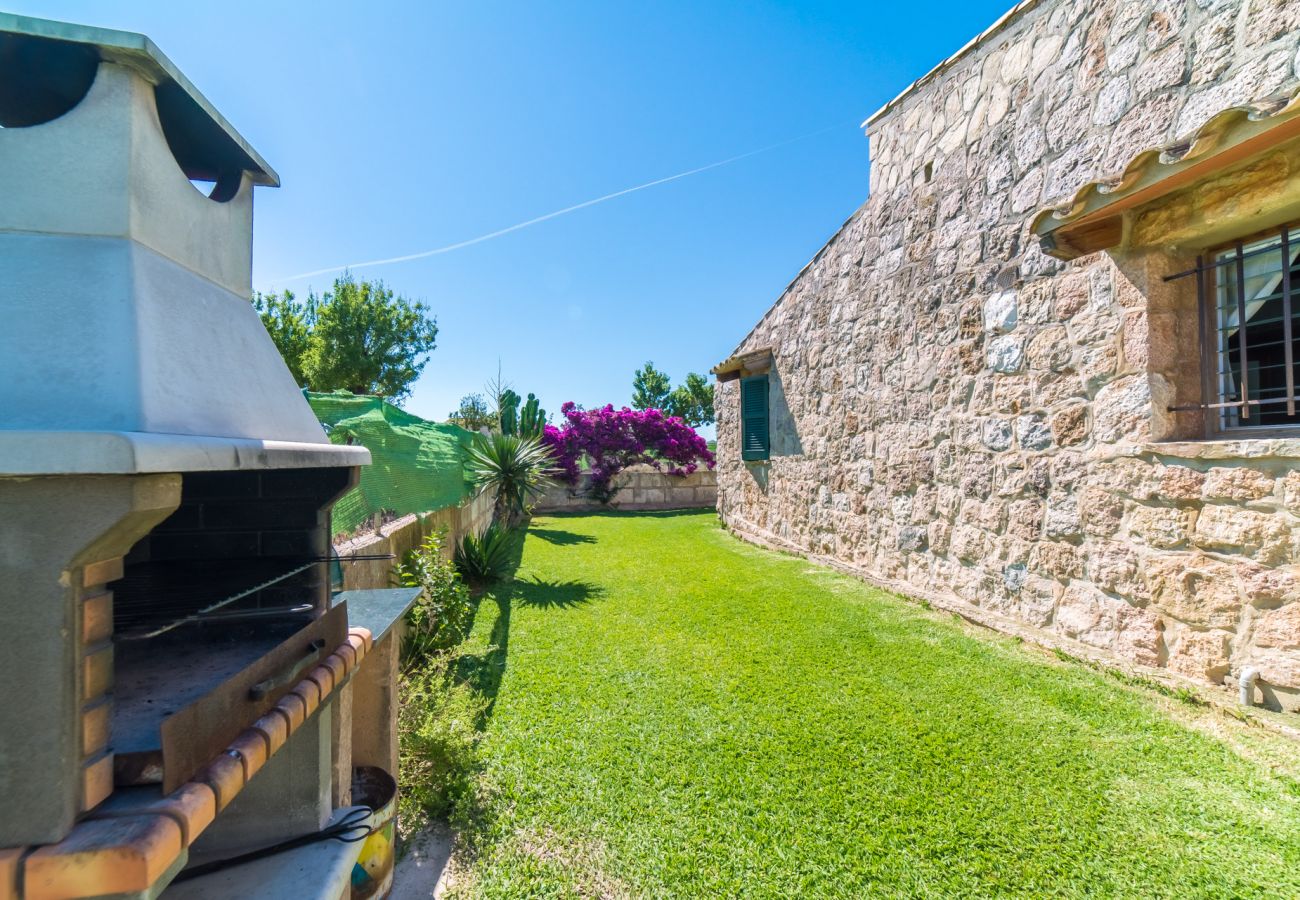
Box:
111;554;392;640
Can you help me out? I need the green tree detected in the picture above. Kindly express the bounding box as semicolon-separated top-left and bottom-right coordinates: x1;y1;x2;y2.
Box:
448;393;495;431
251;290;311;386
632;361;672;411
666;372;715;427
251;274;438;402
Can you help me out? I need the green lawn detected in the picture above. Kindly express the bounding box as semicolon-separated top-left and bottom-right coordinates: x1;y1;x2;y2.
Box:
445;511;1300;898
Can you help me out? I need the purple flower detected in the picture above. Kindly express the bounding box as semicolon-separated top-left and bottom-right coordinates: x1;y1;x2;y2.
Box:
540;403;715;497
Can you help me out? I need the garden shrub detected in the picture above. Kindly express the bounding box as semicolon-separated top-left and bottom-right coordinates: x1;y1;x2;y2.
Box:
541;402;714;502
396;530;474;663
397;655;488;836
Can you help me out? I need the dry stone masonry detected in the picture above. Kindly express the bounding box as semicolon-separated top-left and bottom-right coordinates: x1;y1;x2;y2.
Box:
716;0;1300;710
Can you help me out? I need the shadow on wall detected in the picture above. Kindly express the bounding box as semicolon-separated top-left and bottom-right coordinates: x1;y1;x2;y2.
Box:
768;365;803;458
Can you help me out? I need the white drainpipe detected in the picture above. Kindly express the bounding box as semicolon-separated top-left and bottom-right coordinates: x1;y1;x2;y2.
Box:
1239;667;1261;707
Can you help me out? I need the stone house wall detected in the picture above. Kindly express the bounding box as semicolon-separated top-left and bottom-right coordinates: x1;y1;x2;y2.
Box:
716;0;1300;710
535;466;717;513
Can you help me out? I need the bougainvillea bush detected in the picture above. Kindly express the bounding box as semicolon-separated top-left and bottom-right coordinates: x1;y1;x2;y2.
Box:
541;402;715;501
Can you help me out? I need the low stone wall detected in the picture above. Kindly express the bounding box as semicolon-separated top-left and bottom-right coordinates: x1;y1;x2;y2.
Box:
334;490;493;591
535;467;717;513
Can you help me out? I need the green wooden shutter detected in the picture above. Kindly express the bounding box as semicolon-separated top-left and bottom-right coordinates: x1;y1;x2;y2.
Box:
740;375;770;461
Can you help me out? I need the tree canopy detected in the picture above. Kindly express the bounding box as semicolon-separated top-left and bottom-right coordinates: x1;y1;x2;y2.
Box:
631;361;714;427
252;275;438;402
667;372;715;427
448;393;496;431
631;361;672;412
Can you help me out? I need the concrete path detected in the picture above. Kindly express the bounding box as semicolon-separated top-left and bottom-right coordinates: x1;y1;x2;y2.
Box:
390;825;455;899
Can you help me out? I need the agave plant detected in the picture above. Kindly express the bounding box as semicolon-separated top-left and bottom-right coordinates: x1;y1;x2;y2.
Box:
465;431;554;528
454;521;519;583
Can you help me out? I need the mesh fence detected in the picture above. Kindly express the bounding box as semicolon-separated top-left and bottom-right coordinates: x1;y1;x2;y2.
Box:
306;391;476;535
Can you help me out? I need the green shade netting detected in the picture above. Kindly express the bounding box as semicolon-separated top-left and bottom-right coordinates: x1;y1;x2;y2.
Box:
307;391;475;534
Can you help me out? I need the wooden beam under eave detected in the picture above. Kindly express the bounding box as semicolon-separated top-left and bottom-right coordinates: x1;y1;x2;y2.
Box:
1039;215;1124;260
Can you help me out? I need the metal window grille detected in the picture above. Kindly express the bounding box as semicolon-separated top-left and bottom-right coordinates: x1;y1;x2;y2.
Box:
1165;222;1300;431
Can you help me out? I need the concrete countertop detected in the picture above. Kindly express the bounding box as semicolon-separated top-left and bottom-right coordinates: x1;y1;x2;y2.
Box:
333;588;423;644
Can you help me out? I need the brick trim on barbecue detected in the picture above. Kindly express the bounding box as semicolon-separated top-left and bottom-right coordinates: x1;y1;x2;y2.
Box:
2;627;373;900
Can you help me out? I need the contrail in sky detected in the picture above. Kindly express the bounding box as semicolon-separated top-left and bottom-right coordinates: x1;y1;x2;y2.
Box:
269;121;852;285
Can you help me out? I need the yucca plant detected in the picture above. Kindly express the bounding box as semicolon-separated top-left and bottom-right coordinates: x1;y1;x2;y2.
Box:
465;432;554;529
454;521;518;584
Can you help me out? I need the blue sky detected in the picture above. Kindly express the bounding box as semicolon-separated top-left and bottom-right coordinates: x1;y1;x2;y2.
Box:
15;0;1012;431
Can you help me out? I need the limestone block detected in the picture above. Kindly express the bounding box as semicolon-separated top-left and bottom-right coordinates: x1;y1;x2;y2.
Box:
928;521;953;555
1093;375;1153;442
1283;470;1300;513
1192;504;1291;564
1113;604;1164;668
1254;603;1300;651
1159;465;1205;501
1093;75;1133;125
1029;541;1083;580
1027;326;1072;371
1079;344;1120;391
1202;467;1275;502
981;418;1013;451
1017;576;1059;626
1086;541;1143;597
1050;403;1090;446
1248;650;1300;691
1003;563;1028;592
1080;487;1125;537
1045;493;1082;539
1132;40;1187;100
1241;563;1300;607
1007;499;1044;542
1244;0;1300;47
1069;306;1120;347
1056;583;1162;665
1016;415;1053;451
897;525;927;552
1166;629;1231;682
986;335;1025;374
1127;504;1196;549
983;290;1018;334
1144;552;1243;629
951;525;990;562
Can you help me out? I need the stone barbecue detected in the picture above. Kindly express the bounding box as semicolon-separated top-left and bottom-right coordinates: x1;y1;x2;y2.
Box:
715;0;1300;712
0;15;416;899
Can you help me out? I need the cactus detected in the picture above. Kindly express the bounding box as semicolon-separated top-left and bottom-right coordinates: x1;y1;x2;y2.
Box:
519;393;546;438
498;389;521;435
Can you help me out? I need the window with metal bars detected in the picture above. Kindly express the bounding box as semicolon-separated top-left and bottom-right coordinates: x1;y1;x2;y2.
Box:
1167;222;1300;432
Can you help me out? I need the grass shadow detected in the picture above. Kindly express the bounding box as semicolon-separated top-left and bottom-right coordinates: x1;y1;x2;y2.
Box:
514;576;604;610
451;591;512;730
529;527;597;546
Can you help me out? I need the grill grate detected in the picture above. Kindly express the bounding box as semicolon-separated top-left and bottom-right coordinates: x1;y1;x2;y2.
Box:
111;553;392;640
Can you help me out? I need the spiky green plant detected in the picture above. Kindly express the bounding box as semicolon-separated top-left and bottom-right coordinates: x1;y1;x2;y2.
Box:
498;388;521;436
465;432;554;528
454;521;518;583
518;393;546;438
